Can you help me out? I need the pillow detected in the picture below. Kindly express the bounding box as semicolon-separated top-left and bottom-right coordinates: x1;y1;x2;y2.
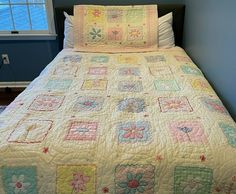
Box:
73;5;158;52
63;11;74;48
158;12;175;48
63;12;175;49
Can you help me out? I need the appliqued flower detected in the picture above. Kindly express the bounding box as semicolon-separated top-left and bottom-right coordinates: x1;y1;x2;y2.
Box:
71;173;90;193
92;9;102;17
122;123;145;139
90;28;102;40
9;175;31;194
117;172;148;193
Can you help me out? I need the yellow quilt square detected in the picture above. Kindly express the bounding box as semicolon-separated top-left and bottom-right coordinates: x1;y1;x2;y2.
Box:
81;79;108;90
57;165;96;194
87;7;105;23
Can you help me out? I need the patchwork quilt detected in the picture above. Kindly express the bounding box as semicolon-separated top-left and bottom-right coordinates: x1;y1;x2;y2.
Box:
0;47;236;193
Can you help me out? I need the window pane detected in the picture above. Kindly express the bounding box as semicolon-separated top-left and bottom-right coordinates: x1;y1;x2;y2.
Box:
12;5;30;30
28;0;45;3
10;0;26;4
0;0;9;4
0;5;13;30
29;4;48;30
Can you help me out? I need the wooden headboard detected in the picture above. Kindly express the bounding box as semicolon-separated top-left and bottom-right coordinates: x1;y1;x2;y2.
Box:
54;4;185;51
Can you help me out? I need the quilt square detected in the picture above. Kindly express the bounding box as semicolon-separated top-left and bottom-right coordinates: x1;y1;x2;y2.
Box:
117;98;145;113
53;65;78;76
65;121;98;141
29;95;65;111
107;9;123;22
115;164;155;194
73;96;104;112
149;66;172;76
57;165;96;194
145;55;166;63
219;122;236;148
154;79;180;91
191;79;212;92
8;119;52;143
108;27;123;41
118;67;140;76
169;120;208;143
86;26;105;43
2;166;37;194
62;55;82;63
81;79;107;91
87;6;105;22
175;55;192;63
117;55;138;64
45;79;72;91
174;166;213;193
91;56;109;63
201;97;228;114
118;81;143;92
126;8;144;22
181;65;202;76
127;26;143;41
158;97;193;112
117;121;150;143
88;67;107;75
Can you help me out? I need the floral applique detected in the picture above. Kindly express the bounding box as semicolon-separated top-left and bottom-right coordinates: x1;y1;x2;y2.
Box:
71;173;90;193
117;98;145;113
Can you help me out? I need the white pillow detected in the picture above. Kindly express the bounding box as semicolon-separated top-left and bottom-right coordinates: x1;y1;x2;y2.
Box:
158;12;175;48
63;11;74;48
63;12;175;49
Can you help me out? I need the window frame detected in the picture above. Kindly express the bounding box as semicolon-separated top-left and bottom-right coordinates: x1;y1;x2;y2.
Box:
0;0;57;40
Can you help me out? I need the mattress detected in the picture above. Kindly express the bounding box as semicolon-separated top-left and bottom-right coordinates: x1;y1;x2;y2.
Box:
0;47;235;193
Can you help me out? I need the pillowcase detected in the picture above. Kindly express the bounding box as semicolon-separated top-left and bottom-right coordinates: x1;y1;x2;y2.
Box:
158;12;175;48
63;11;74;48
63;11;175;49
73;5;158;52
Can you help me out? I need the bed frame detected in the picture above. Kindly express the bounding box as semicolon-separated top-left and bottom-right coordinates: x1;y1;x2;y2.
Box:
54;4;185;51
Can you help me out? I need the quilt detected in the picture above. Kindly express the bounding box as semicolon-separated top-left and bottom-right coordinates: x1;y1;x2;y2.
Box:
73;5;158;52
0;47;236;194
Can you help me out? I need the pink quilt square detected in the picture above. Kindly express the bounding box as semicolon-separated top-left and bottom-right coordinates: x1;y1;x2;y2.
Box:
169;120;208;143
65;121;98;141
158;97;193;113
175;55;192;63
29;95;65;111
108;27;123;41
88;67;107;75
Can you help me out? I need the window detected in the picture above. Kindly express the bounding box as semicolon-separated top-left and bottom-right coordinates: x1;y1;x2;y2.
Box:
0;0;56;39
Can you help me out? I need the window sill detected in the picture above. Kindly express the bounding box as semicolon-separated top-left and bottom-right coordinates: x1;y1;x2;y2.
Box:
0;34;57;41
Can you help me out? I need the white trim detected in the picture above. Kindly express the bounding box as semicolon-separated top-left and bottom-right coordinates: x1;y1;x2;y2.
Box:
0;81;31;88
0;34;57;40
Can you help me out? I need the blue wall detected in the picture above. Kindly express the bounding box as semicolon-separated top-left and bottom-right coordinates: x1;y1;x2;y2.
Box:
183;0;236;120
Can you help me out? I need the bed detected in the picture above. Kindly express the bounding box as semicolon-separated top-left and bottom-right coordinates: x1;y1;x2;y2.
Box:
0;4;236;194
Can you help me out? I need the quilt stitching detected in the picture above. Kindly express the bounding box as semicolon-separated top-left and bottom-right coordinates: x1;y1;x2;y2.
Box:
219;123;236;148
28;95;65;111
65;121;98;141
115;164;155;194
117;121;150;143
169;120;208;143
2;166;37;194
154;79;180;91
56;165;96;194
7;119;53;143
118;81;143;92
117;98;145;113
174;166;213;193
73;96;105;112
158;97;193;112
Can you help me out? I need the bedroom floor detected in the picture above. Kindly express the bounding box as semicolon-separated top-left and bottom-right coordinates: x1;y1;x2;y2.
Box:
0;88;24;112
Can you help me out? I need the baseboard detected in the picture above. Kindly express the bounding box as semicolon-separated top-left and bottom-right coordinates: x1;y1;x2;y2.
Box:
0;81;31;88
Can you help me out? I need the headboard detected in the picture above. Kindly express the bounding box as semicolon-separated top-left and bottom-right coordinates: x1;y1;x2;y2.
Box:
54;4;185;51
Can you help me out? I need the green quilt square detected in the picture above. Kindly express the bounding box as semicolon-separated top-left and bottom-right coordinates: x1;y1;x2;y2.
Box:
174;166;213;194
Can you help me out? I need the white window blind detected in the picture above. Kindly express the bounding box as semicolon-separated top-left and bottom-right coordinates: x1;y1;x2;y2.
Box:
0;0;55;37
